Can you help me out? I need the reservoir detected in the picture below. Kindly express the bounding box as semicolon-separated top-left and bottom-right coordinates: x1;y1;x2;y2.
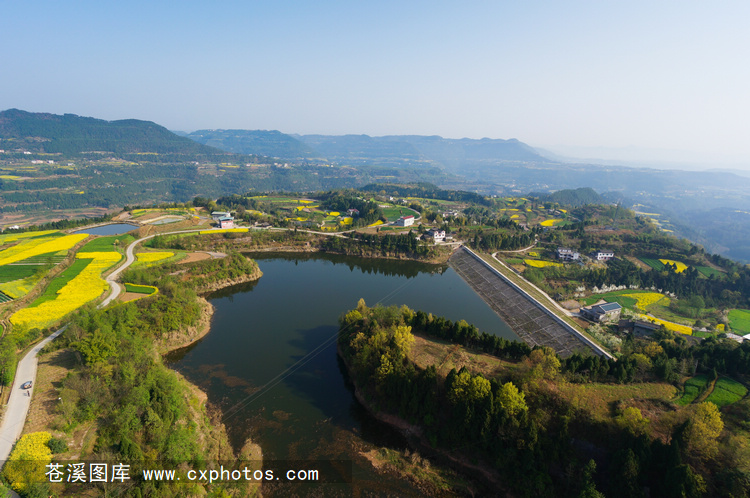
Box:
74;223;137;235
167;252;517;494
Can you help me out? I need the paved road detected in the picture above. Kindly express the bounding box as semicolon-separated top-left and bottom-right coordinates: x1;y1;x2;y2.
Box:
0;326;67;466
100;229;232;308
0;221;433;467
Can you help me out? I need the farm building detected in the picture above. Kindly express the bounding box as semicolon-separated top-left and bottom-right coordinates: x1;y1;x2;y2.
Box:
395;215;415;227
581;302;622;322
618;319;661;337
211;211;231;221
347;208;360;216
557;248;580;261
591;250;615;261
218;216;234;229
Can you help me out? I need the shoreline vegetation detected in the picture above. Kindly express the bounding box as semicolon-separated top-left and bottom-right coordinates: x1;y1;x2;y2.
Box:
5;252;264;496
338;301;749;497
148;229;454;264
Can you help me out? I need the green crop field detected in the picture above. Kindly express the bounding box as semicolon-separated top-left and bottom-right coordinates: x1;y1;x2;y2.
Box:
381;206;418;222
124;283;157;294
729;309;750;334
705;378;748;408
639;257;665;271
580;289;659;308
0;265;40;283
676;375;709;406
696;266;724;278
13;250;67;265
80;235;135;253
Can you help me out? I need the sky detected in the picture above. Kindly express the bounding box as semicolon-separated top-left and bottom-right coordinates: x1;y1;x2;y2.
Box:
2;1;750;167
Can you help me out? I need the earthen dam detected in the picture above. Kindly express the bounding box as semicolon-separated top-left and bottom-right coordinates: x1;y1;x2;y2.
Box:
449;246;612;359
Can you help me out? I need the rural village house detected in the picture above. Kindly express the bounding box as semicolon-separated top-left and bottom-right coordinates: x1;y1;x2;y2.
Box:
580;302;622;322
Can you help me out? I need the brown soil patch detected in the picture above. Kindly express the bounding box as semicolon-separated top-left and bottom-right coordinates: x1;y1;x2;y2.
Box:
118;291;144;303
561;300;581;310
625;255;652;271
410;333;517;380
179;252;212;264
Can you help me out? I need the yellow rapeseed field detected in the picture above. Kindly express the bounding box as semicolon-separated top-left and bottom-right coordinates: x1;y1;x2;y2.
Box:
638;315;692;335
540;219;562;227
328;211;341;217
136;252;174;263
0;276;42;299
659;259;688;272
4;431;52;493
341;217;353;225
368;220;384;227
0;229;59;244
0;233;87;266
622;292;667;309
10;251;121;328
524;259;562;268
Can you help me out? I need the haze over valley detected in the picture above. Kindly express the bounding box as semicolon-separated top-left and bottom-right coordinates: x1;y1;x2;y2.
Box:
2;2;750;496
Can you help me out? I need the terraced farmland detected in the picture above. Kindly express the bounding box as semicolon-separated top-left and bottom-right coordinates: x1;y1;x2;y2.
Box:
676;375;709;406
0;231;88;300
705;378;748;408
10;237;123;329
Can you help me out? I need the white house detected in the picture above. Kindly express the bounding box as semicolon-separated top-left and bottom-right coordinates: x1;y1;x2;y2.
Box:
557;248;580;261
425;229;446;242
591;250;615;261
395;215;415;227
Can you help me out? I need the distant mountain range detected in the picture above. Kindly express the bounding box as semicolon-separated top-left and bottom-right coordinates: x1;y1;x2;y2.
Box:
182;129;548;167
0;109;223;156
3;109;750;261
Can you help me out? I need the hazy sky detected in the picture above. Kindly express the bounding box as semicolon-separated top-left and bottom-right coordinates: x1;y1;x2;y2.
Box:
2;1;750;166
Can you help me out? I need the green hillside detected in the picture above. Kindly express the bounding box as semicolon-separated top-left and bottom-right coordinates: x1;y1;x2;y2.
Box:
0;109;224;156
185;129;318;159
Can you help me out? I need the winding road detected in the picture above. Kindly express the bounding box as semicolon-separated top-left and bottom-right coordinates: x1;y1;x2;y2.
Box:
0;326;66;465
0;221;424;468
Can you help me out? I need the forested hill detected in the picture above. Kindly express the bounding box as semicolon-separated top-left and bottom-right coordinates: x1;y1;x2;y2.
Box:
531;187;604;206
183;129;318;159
0;109;224;156
296;134;549;167
181;128;548;167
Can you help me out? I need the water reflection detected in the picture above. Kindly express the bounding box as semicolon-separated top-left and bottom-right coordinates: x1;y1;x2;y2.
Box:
246;251;449;279
168;253;514;495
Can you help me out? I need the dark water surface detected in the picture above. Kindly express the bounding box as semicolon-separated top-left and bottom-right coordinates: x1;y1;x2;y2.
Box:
166;252;516;494
73;223;136;235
